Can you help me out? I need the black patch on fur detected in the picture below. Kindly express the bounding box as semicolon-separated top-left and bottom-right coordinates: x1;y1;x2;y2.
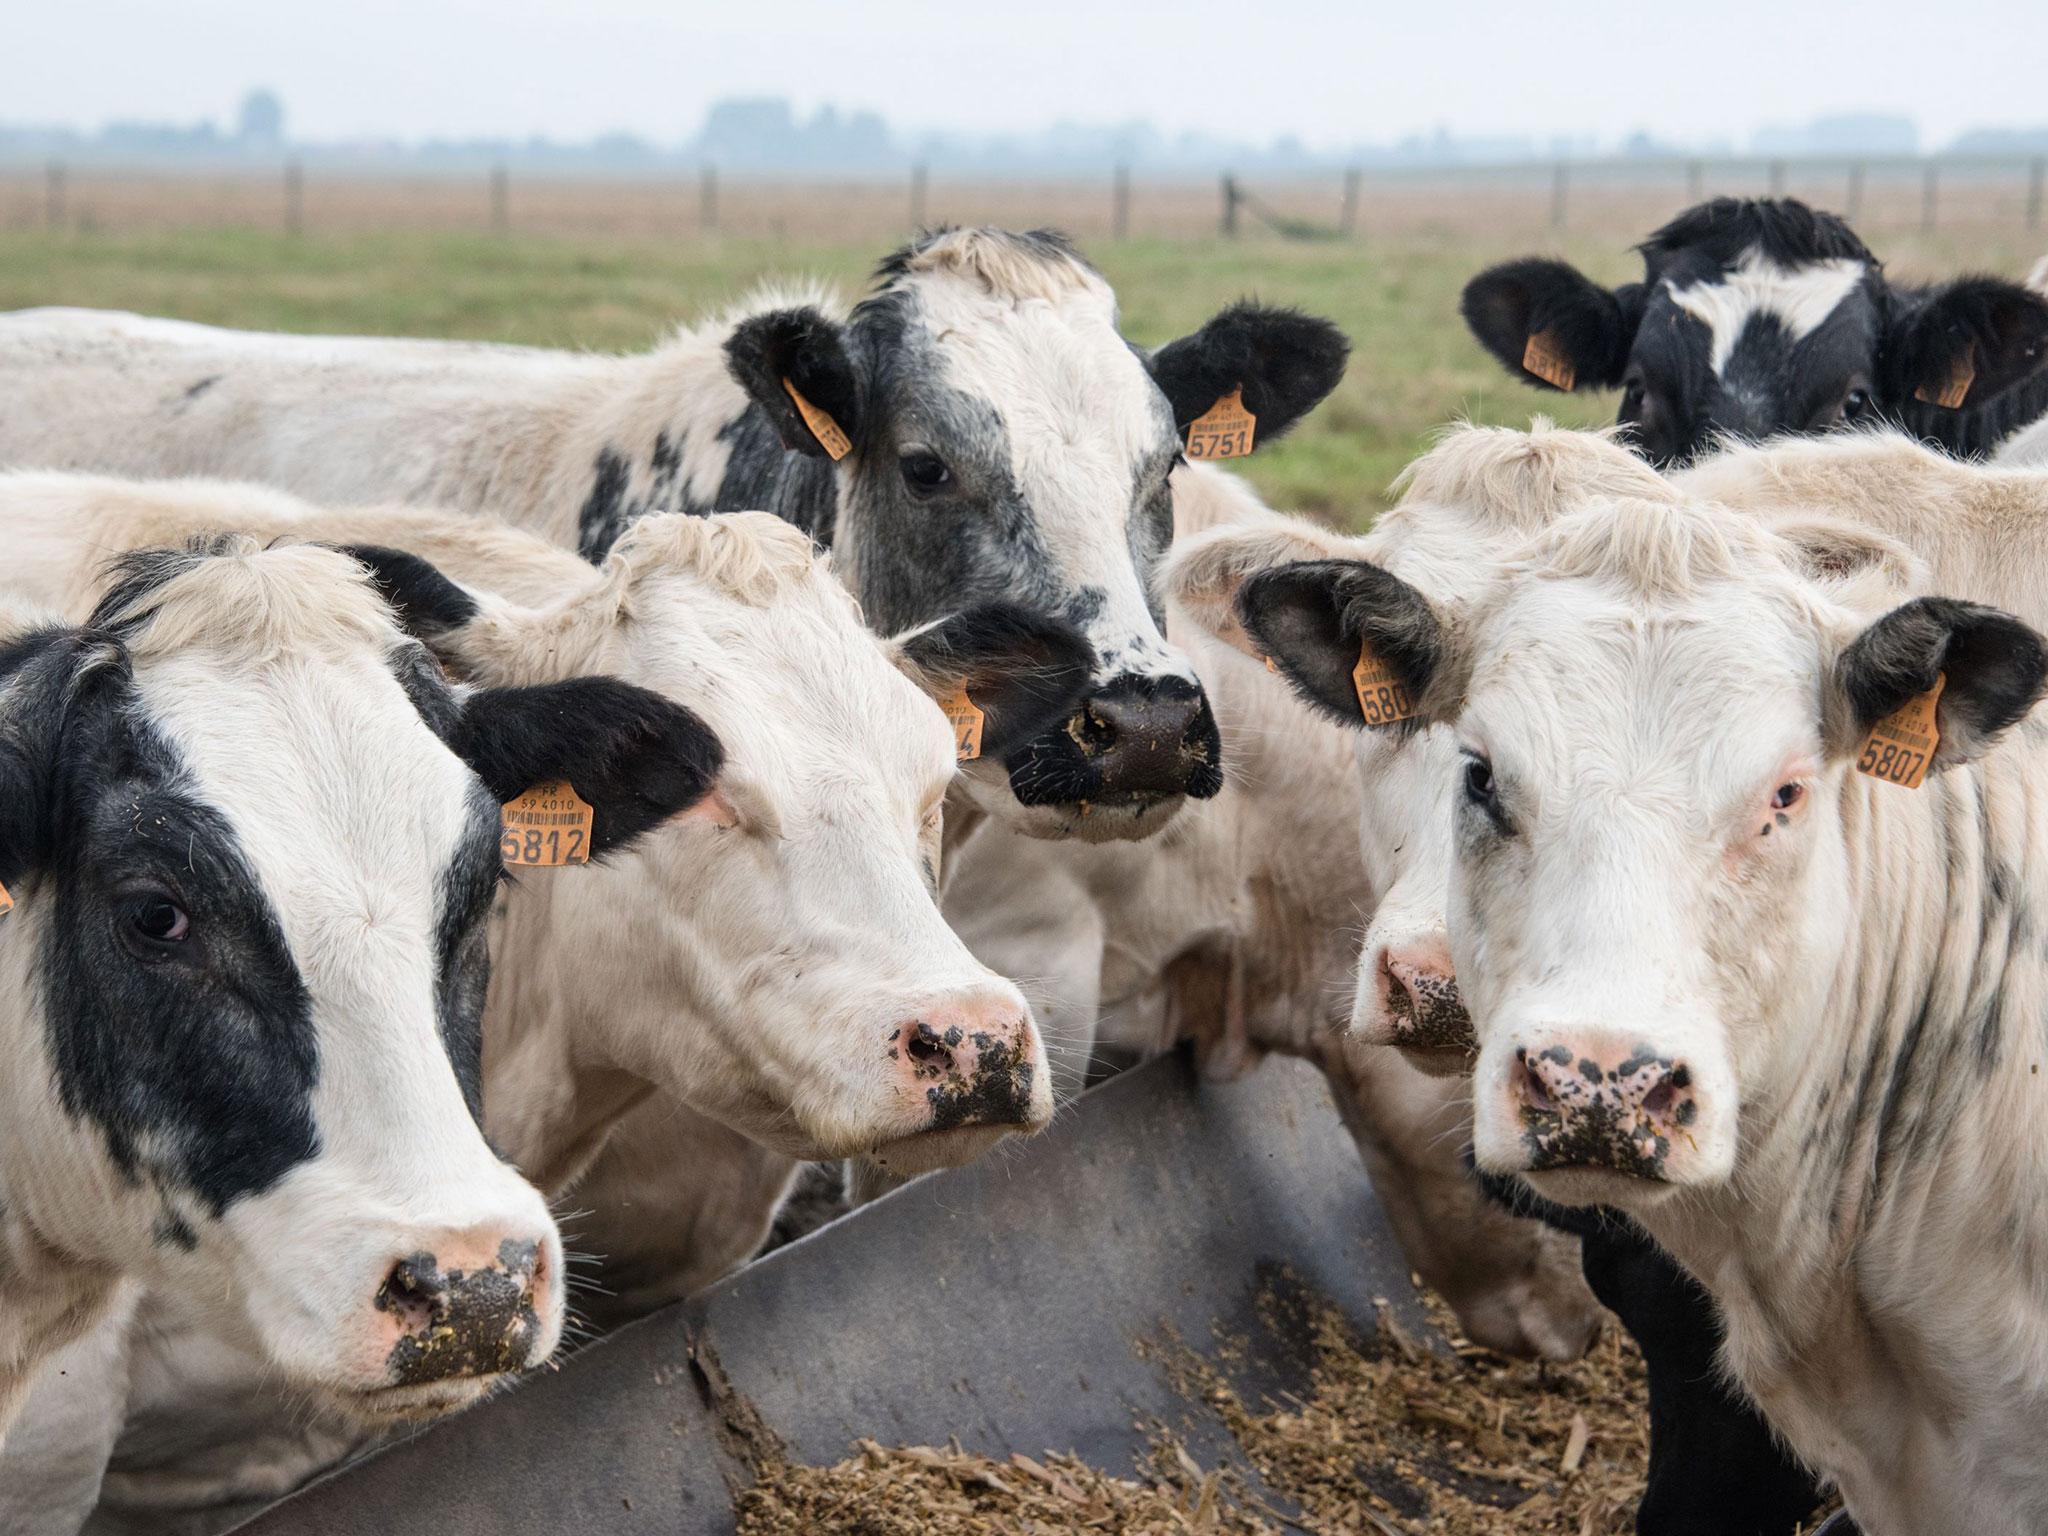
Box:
454;677;724;859
1147;301;1350;443
897;602;1095;763
432;787;499;1126
1838;597;2048;766
1236;558;1443;727
723;307;863;459
712;408;842;546
1459;258;1646;392
577;448;634;563
180;375;222;403
338;545;482;635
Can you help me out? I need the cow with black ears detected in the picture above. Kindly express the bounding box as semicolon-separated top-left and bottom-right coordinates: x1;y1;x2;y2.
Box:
1462;197;2048;465
0;227;1349;846
0;529;724;1461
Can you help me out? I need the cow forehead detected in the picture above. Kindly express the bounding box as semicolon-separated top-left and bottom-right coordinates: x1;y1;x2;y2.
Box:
1664;248;1873;377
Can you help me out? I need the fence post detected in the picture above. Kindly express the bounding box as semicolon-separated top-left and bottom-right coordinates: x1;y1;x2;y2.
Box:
2029;157;2045;232
1847;162;1865;222
45;160;65;231
699;164;717;234
1768;159;1786;198
1549;161;1568;232
1921;161;1939;233
1686;159;1703;202
1111;164;1130;241
1220;173;1240;238
1340;165;1361;237
489;164;509;234
909;162;928;231
284;159;303;237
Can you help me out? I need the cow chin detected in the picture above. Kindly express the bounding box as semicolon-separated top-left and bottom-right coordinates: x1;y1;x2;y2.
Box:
1515;1165;1691;1213
863;1122;1023;1178
1001;790;1190;844
332;1375;502;1427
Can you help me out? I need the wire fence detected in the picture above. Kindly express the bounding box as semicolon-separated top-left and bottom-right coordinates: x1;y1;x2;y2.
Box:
2;156;2044;242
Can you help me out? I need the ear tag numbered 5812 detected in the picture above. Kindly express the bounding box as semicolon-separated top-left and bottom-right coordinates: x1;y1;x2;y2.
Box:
1352;638;1416;727
1856;674;1943;790
782;378;852;461
501;780;594;866
1185;388;1256;460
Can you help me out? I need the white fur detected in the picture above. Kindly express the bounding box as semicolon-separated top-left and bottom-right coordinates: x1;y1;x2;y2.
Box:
1667;248;1870;377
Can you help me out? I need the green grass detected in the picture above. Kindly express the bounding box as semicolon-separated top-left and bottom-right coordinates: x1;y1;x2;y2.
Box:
1;224;2036;526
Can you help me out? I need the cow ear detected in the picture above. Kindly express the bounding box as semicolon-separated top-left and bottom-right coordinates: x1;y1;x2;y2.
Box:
1161;517;1358;657
724;307;862;459
1148;303;1349;446
1237;559;1450;728
1883;277;2048;412
0;625;127;891
336;545;483;637
1461;259;1643;392
454;678;726;858
893;603;1096;761
1834;596;2048;771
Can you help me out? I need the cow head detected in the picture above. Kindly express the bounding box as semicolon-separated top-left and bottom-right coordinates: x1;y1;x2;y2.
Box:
724;227;1349;842
349;512;1088;1181
0;540;721;1424
1463;198;2048;466
1277;490;2048;1215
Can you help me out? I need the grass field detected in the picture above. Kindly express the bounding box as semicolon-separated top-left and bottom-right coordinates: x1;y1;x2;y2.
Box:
1;221;2041;524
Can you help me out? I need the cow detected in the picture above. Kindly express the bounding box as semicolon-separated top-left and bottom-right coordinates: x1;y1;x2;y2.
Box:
0;477;1090;1528
1227;463;2048;1533
0;521;730;1462
1461;197;2048;466
0;227;1349;846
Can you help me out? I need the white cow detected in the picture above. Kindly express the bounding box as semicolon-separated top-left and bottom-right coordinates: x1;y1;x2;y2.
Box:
1236;465;2048;1534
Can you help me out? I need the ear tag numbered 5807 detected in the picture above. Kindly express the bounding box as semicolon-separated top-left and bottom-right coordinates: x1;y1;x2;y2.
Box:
501;780;594;866
941;686;985;762
1856;674;1943;790
782;378;852;461
1352;638;1416;727
1185;387;1256;460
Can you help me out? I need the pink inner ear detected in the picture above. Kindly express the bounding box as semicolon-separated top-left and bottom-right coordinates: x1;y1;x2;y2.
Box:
681;785;740;829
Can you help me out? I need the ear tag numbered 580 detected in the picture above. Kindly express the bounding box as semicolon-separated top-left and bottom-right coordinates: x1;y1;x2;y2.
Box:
1352;638;1416;727
501;780;594;866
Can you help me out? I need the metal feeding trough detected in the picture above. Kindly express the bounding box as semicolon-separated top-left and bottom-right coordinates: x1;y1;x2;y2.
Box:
230;1050;1430;1534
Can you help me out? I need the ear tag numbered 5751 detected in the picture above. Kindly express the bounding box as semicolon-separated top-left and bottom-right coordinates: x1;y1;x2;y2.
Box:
501;780;594;866
1857;674;1943;790
1185;388;1256;460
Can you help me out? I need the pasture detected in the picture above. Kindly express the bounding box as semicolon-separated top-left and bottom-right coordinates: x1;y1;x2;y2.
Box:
2;215;2036;522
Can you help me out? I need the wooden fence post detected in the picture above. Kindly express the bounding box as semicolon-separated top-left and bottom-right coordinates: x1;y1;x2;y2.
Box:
2028;157;2044;232
1549;162;1568;232
1220;173;1240;237
284;159;303;236
489;164;509;234
699;164;717;234
909;162;928;231
1111;164;1130;240
1846;162;1865;222
1340;165;1361;237
45;160;65;231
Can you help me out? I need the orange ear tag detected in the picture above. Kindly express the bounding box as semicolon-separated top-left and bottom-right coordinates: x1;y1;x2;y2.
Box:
942;687;985;762
782;379;852;461
1352;639;1417;727
0;879;12;917
1185;387;1257;460
500;780;594;866
1913;347;1976;410
1521;329;1577;391
1856;674;1943;789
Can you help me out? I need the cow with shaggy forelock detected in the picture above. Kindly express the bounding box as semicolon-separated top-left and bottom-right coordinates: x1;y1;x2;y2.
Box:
1463;197;2048;466
0;227;1348;845
0;523;734;1458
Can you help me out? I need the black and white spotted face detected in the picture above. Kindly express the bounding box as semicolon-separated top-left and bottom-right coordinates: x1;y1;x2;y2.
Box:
0;541;722;1423
719;229;1350;842
1464;198;2048;467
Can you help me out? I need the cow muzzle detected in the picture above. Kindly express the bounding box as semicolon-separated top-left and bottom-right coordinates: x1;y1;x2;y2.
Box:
1003;673;1222;831
1352;930;1476;1074
1473;1029;1735;1201
868;993;1054;1177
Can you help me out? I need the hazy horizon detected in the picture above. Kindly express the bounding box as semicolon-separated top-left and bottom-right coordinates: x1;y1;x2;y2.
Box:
7;0;2045;152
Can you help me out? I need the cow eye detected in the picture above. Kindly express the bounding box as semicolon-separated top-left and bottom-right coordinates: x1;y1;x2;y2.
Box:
1463;754;1498;809
124;893;191;954
1620;378;1646;416
1842;388;1872;421
1771;782;1804;812
899;453;952;495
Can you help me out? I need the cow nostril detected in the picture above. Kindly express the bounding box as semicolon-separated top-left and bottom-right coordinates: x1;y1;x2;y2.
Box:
378;1255;446;1334
1381;957;1415;1026
1515;1058;1556;1114
1642;1079;1676;1118
904;1023;956;1076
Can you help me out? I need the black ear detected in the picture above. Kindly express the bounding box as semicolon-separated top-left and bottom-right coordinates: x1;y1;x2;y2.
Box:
1148;302;1349;445
1882;277;2048;412
455;678;726;858
1460;258;1644;392
724;307;862;458
897;603;1096;760
1837;597;2048;770
0;626;128;892
1237;559;1444;727
336;545;482;637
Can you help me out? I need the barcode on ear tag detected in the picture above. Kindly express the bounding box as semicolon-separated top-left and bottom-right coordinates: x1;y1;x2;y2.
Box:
1521;329;1577;392
1353;639;1416;727
0;879;12;918
942;686;985;762
782;379;852;461
1914;347;1976;410
1857;673;1943;789
1185;387;1256;460
501;780;594;866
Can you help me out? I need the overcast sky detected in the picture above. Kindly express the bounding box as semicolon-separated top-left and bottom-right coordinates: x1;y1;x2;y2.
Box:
7;0;2044;149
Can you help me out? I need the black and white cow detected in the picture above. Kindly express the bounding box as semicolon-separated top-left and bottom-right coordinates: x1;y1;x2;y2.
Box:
1462;197;2048;466
0;530;724;1453
0;227;1350;844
